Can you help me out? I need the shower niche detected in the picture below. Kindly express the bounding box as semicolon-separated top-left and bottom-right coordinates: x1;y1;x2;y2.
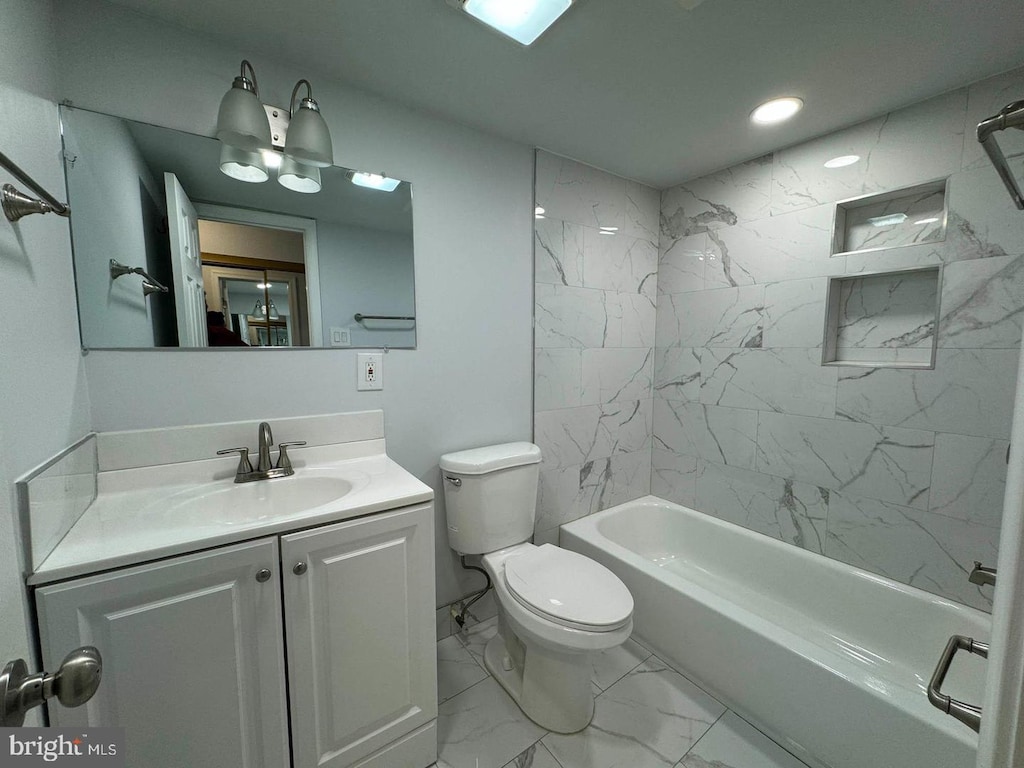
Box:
822;265;942;369
830;179;948;257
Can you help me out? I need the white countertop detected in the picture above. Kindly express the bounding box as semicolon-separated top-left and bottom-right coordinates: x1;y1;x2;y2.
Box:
30;442;433;585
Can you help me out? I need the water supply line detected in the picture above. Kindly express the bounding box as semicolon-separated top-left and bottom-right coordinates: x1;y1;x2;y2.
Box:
451;556;492;628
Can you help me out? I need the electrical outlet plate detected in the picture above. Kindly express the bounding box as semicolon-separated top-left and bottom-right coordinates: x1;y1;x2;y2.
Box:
330;327;351;347
357;352;383;391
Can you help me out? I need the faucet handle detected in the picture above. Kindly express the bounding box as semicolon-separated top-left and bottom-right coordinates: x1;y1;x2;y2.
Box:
275;441;307;471
217;447;254;476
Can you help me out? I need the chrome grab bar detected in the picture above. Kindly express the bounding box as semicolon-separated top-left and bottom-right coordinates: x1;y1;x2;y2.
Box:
927;634;988;732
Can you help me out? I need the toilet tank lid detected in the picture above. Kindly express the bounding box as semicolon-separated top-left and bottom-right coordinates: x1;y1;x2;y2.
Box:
439;442;541;474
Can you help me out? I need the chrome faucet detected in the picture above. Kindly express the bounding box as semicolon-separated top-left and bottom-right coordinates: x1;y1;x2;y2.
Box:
969;561;997;588
217;422;307;483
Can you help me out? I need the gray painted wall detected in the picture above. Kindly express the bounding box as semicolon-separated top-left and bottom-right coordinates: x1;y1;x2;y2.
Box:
53;0;535;607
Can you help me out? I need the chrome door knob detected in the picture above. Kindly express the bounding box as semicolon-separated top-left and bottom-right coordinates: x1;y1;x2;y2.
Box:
293;562;308;576
0;646;102;726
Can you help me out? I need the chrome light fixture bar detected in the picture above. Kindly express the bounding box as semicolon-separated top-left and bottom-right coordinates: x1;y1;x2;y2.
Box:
455;0;574;46
216;62;334;193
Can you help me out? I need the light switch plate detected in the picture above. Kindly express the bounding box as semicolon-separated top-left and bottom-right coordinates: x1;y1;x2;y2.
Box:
357;352;383;391
330;327;351;347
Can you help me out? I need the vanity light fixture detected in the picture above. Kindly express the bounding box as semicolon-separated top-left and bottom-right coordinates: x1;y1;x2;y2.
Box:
279;156;322;194
350;172;402;192
252;299;280;320
216;60;273;152
750;97;803;126
285;80;333;168
824;154;860;169
219;144;270;183
456;0;574;46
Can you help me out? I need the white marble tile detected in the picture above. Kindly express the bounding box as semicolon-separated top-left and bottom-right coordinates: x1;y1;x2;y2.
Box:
678;711;807;768
503;742;563;768
704;205;836;287
437;635;489;703
591;638;653;693
537;449;653;531
654;400;758;470
835;349;1019;439
454;616;498;668
762;277;828;348
625;180;661;242
938;255;1024;349
695;461;828;554
584;229;658;298
581;348;653;405
536;150;626;231
536;216;585;287
699;348;838;419
658;232;707;295
438;676;546;768
651;446;698;508
929;433;1008;528
536;349;583;411
840;186;946;253
654;347;702;402
543;657;725;768
771;90;967;215
755;412;934;509
537;285;656;349
656;285;764;349
832;269;939;364
826;491;999;610
962;66;1024;171
661;155;773;237
944;159;1024;262
535;400;652;470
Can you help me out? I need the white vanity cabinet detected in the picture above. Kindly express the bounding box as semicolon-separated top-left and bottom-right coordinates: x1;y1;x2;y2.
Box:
34;503;437;768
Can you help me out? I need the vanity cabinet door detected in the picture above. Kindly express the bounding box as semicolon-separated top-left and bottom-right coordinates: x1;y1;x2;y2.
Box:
35;537;289;768
282;503;437;768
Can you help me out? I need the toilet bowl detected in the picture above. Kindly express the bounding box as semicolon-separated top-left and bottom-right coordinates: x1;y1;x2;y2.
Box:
440;442;634;733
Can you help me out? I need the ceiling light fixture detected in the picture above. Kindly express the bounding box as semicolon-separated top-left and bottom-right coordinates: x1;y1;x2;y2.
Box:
458;0;574;46
824;154;860;169
350;172;402;192
750;97;803;126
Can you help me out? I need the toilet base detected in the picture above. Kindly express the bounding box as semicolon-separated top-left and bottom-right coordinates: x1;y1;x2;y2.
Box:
483;630;595;734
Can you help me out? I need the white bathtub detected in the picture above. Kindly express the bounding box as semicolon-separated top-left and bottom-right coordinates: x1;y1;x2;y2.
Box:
561;496;990;768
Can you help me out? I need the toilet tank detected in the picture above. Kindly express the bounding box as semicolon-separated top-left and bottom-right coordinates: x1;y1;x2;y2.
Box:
439;442;542;555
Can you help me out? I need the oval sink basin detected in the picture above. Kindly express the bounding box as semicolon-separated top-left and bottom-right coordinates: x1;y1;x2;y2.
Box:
149;474;355;524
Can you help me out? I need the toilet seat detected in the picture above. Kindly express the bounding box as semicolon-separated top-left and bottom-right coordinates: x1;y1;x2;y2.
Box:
503;544;633;632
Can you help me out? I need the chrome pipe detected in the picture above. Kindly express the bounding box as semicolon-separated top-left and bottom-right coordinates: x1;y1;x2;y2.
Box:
977;100;1024;211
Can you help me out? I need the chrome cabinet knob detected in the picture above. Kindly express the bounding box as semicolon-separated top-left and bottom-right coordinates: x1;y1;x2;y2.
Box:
256;568;272;583
293;562;308;576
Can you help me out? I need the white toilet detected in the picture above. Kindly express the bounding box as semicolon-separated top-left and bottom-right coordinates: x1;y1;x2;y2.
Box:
440;442;634;733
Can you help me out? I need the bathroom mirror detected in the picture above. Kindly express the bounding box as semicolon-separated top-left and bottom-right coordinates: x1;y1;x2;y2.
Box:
60;105;416;350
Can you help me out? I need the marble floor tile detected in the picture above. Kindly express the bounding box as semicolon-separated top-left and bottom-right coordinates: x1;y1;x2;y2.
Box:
438;676;547;768
455;615;499;668
503;741;562;768
678;711;808;768
543;657;725;768
438;635;489;703
590;637;653;693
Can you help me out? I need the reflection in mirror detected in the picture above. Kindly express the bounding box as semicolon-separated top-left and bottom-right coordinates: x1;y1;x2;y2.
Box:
61;105;416;350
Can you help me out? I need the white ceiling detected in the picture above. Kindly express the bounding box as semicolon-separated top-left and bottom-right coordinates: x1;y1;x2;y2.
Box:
108;0;1024;189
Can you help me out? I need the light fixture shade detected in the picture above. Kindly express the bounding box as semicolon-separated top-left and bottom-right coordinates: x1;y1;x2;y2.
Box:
278;156;322;194
285;103;333;167
252;299;265;317
219;144;269;183
350;172;401;192
216;83;273;151
463;0;573;46
268;300;280;320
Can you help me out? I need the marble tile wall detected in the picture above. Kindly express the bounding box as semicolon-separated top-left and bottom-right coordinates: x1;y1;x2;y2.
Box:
533;151;660;544
653;66;1024;611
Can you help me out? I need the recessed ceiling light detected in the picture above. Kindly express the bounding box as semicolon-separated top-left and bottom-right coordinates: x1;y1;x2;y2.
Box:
824;155;860;169
256;282;273;289
750;97;803;126
460;0;574;46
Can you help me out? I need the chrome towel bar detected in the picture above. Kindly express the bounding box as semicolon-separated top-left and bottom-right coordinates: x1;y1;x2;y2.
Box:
977;99;1024;211
0;149;71;222
927;634;988;733
109;259;170;297
354;313;416;323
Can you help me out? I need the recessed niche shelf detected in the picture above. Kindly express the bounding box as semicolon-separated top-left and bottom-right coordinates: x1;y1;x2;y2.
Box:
830;179;948;257
822;266;942;369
